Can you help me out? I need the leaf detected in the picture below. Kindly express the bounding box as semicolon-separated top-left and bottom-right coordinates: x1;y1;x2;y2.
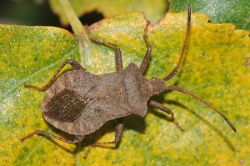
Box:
49;0;167;25
0;25;79;165
169;0;250;30
1;11;250;165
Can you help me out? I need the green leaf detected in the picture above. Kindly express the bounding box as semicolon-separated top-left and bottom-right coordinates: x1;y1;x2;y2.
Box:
0;26;79;165
169;0;250;30
1;11;250;165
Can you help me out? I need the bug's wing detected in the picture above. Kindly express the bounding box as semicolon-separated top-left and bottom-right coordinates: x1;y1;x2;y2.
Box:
71;71;132;136
73;97;131;136
42;67;151;137
42;70;103;135
42;70;131;136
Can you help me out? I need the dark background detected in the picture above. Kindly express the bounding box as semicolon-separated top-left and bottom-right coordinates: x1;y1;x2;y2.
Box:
0;0;104;31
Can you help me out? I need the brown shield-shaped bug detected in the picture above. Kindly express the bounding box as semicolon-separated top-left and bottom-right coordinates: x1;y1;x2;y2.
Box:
20;5;236;158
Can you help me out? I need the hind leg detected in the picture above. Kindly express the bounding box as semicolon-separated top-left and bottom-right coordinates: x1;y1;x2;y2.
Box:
25;59;85;91
83;118;124;159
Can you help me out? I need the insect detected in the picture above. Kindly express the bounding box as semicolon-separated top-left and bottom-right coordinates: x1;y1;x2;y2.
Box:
20;5;236;158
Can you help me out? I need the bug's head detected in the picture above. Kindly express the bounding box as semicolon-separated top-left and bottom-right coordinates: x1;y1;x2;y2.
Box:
148;78;166;95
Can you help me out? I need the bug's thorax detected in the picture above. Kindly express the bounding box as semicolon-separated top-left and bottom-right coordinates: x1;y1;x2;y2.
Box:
147;78;166;96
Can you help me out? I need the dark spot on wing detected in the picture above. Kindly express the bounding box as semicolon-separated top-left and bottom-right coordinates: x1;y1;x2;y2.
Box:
45;89;91;122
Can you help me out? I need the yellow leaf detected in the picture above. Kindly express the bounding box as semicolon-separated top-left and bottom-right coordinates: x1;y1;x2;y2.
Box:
0;11;249;165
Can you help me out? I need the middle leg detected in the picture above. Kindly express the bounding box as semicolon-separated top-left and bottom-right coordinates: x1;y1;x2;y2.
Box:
84;118;124;159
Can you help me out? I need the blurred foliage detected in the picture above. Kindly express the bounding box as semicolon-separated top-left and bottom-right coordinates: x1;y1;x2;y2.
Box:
0;0;249;30
169;0;250;30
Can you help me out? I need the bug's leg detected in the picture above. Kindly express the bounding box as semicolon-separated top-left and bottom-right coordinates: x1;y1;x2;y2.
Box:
20;130;84;144
139;21;152;74
163;5;191;81
86;27;123;71
25;59;85;91
149;100;184;131
84;118;124;159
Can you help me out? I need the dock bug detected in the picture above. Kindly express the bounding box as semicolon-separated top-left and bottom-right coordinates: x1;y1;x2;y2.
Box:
20;5;236;158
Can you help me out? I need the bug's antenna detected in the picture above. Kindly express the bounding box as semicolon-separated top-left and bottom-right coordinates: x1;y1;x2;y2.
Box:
164;5;191;81
165;85;236;132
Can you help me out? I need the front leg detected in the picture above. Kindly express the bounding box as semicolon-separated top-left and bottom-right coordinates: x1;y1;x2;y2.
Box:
86;27;123;72
149;100;184;131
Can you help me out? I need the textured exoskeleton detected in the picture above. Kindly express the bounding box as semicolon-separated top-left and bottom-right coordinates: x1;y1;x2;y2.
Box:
43;63;165;138
20;5;235;159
